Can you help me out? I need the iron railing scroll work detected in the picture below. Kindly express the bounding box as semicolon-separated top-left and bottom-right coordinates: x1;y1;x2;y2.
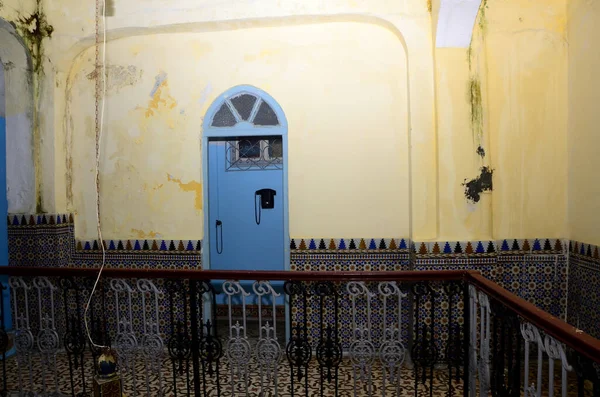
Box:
0;267;597;396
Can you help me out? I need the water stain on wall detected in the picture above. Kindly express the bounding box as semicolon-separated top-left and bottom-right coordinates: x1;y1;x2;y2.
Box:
10;0;53;212
469;77;483;139
166;174;202;210
463;166;494;203
463;0;492;205
14;0;53;75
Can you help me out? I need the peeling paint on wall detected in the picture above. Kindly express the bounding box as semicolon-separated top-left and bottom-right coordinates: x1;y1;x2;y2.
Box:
131;228;161;239
67;23;410;240
140;72;177;119
166;174;202;210
463;166;493;203
476;145;485;158
150;70;167;97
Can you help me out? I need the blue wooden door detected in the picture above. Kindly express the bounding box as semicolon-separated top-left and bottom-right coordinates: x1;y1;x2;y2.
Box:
208;139;284;271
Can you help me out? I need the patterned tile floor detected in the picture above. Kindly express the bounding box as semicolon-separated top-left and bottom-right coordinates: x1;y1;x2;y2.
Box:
2;351;460;397
0;321;591;397
1;351;591;397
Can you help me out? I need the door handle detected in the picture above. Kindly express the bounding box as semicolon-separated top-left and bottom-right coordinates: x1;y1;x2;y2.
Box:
216;220;223;254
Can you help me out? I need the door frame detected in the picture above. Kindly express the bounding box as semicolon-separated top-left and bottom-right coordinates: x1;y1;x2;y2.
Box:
201;85;289;271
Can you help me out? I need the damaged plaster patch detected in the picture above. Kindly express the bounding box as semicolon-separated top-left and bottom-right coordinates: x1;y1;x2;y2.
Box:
108;65;142;92
476;145;485;158
87;65;143;93
462;166;493;203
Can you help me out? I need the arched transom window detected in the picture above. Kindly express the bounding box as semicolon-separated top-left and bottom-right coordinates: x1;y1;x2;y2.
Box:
211;92;280;127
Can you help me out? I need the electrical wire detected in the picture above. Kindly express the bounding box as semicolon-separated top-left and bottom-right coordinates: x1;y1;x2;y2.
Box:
84;0;108;350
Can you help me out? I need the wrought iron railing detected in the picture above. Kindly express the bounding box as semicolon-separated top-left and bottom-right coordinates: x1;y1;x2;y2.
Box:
0;267;597;396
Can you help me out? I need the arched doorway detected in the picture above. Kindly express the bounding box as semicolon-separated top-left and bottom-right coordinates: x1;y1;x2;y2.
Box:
202;86;289;272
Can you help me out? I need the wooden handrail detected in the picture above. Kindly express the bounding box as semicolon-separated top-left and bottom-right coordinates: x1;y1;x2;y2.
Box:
0;266;598;362
467;272;600;363
0;266;469;282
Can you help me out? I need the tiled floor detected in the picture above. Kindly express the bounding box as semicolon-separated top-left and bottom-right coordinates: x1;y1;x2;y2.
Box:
1;349;591;397
2;351;458;397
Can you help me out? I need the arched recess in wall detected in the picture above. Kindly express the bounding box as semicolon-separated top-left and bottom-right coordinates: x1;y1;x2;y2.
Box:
64;15;413;241
0;18;35;214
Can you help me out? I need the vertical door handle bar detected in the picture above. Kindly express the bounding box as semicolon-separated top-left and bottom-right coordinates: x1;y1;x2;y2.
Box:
216;220;223;254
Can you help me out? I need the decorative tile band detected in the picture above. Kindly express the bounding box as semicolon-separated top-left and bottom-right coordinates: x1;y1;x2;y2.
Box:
7;213;201;269
569;240;600;263
413;238;566;256
7;213;73;226
6;214;569;258
75;239;202;253
290;238;566;256
290;238;410;251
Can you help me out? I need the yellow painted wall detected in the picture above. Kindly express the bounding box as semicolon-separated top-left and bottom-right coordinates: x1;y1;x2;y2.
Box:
435;48;492;240
1;0;576;243
42;0;438;241
567;0;600;246
67;23;410;240
485;0;568;240
433;0;568;241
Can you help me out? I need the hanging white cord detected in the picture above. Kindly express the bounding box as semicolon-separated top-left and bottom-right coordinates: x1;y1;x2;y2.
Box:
84;0;108;350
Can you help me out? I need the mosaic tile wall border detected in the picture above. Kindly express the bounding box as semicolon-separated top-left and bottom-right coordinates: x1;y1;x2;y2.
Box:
6;215;568;255
567;239;600;339
289;238;410;251
7;213;590;344
412;238;566;256
289;238;567;256
7;213;202;269
568;239;600;264
6;213;569;264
